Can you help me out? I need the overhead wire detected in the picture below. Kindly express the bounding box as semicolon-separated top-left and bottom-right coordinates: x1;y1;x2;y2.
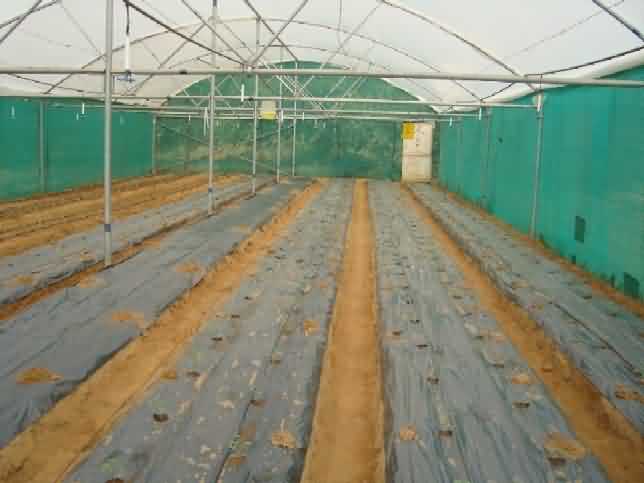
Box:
122;0;243;65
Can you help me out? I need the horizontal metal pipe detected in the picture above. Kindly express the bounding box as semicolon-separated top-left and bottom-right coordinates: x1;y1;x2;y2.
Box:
0;93;534;109
2;67;643;88
43;102;467;119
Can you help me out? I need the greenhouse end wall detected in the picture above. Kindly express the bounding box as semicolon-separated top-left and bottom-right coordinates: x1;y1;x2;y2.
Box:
1;64;424;201
438;65;644;301
0;97;153;200
156;116;404;181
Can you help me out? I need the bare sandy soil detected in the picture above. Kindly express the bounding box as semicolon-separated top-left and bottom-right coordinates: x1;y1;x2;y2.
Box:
0;173;240;258
301;179;386;483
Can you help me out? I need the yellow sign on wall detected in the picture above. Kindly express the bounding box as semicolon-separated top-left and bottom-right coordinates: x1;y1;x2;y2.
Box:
402;122;415;140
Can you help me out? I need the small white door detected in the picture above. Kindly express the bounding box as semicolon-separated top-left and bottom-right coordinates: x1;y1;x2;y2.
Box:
402;122;433;182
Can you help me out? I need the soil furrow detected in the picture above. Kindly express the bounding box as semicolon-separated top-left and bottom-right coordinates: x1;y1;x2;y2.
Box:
0;181;322;483
0;174;239;258
301;179;385;483
402;183;644;483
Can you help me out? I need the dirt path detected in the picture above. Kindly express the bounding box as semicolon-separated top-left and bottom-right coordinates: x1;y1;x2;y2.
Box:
0;173;177;216
301;180;385;483
0;181;323;483
403;184;644;483
0;173;240;258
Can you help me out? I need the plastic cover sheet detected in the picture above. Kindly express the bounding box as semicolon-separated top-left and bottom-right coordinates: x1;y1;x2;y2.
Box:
1;1;643;103
410;183;644;435
369;181;609;483
0;179;258;307
64;179;353;483
0;179;307;449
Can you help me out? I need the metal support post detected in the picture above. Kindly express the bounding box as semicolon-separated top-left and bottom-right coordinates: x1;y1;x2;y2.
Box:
292;62;297;177
151;114;157;174
103;0;114;267
251;17;259;194
208;0;218;215
184;117;191;173
480;108;491;208
276;47;283;183
530;94;545;238
39;100;46;192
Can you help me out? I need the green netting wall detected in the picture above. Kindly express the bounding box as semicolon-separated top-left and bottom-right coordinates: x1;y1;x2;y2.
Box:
0;97;153;200
438;65;644;301
1;62;429;201
158;61;428;181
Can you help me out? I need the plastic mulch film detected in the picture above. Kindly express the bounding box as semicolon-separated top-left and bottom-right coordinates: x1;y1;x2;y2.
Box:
370;181;610;483
64;179;353;483
0;180;307;449
410;183;644;436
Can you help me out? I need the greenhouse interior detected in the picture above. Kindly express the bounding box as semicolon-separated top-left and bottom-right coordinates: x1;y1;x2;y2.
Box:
0;1;643;482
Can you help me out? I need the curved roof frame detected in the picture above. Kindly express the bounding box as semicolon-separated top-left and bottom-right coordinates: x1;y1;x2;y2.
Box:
23;9;485;101
162;41;444;105
1;0;643;103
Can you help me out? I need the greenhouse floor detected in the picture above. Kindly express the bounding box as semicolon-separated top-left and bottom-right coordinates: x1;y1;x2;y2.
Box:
0;177;642;483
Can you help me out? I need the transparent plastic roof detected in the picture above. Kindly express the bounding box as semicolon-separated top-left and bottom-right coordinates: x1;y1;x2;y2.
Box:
0;0;642;104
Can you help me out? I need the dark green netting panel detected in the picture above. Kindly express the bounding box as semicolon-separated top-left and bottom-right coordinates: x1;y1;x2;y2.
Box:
438;65;644;301
0;98;153;201
1;62;431;201
0;98;41;199
47;104;152;192
158;61;430;181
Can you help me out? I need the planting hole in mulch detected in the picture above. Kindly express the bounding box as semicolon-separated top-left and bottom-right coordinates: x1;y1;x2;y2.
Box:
271;429;296;449
153;413;169;423
16;367;62;384
399;425;417;441
303;319;320;336
544;432;587;464
511;372;532;385
614;384;644;403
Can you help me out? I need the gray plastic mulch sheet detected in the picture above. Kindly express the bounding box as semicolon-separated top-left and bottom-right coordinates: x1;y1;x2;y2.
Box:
64;179;353;483
369;181;610;483
0;177;262;307
410;183;644;435
0;179;306;449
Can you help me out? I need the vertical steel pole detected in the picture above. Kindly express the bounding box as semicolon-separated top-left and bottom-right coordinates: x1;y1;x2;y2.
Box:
184;117;190;173
208;0;218;215
39;100;46;192
530;94;545;238
151;114;157;175
251;17;259;194
103;0;114;267
480;107;491;208
291;61;297;177
276;48;283;184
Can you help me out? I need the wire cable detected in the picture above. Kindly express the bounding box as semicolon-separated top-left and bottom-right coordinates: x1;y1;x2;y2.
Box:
122;0;243;65
530;44;644;75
